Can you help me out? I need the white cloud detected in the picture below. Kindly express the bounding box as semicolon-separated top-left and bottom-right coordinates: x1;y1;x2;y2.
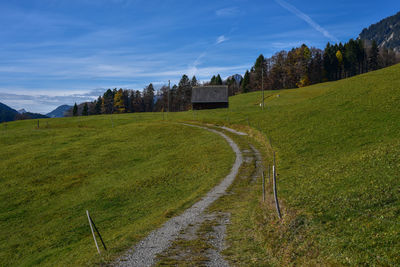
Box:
216;35;228;44
274;0;339;43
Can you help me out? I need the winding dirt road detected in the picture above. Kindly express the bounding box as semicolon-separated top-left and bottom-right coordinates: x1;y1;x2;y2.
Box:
114;124;244;267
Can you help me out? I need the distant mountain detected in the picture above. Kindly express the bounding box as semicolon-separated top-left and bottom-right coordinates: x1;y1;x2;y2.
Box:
227;74;243;85
46;105;73;118
18;109;27;114
0;102;18;123
359;11;400;52
16;112;49;120
0;102;49;122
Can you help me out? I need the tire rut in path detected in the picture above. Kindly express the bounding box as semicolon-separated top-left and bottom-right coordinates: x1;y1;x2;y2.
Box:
114;124;243;267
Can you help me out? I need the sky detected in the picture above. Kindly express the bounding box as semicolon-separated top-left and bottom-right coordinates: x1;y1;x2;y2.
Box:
1;0;399;113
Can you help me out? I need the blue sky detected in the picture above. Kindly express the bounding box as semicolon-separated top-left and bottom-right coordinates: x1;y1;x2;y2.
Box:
1;0;399;113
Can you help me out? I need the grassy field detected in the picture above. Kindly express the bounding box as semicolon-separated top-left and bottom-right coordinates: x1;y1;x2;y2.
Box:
2;63;400;266
0;115;235;266
168;64;400;265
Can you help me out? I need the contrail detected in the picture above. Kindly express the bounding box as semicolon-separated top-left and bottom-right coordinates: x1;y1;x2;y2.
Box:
188;33;231;77
274;0;339;43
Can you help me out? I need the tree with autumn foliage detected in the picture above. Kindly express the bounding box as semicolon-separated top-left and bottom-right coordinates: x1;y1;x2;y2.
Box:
113;89;126;113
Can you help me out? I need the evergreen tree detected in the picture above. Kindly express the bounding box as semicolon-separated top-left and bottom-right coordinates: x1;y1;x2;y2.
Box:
191;76;198;87
132;90;144;112
73;103;78;116
368;40;379;71
143;83;155;112
241;70;250;93
356;40;366;74
82;103;88;116
128;90;135;112
102;89;114;114
122;90;130;112
178;74;191;110
254;54;265;76
94;96;102;114
216;74;223;85
210;75;216;85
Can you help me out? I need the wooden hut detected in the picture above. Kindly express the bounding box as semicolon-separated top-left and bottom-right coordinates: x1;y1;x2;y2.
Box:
191;86;229;110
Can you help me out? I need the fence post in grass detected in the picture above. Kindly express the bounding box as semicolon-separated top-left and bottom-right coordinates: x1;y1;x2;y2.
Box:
268;164;271;188
110;115;114;128
273;152;282;219
262;171;265;202
86;210;101;255
89;212;107;251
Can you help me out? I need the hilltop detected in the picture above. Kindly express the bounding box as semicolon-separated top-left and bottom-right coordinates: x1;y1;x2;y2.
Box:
0;102;18;123
46;105;73;118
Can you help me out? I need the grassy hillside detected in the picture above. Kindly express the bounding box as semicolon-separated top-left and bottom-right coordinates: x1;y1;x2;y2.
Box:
0;115;234;266
169;63;400;265
1;63;399;266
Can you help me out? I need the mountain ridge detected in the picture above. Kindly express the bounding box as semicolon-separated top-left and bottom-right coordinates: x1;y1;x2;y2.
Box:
359;11;400;51
46;105;73;118
0;102;19;123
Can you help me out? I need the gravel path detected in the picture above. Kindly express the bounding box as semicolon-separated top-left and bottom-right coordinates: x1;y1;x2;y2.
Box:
114;124;243;267
218;126;248;136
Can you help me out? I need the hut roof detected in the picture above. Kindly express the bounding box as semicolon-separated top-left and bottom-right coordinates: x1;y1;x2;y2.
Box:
191;86;228;103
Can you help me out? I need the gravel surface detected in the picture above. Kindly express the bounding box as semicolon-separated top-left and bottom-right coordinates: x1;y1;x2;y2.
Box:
114;124;243;267
205;212;231;267
218;126;248;136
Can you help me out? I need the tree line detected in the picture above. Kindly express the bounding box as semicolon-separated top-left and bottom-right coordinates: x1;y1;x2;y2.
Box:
239;39;399;94
70;75;200;116
70;38;399;116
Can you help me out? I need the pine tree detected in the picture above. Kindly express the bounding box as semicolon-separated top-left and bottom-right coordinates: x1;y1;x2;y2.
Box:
102;89;114;114
210;75;216;85
178;75;191;110
191;76;198;87
254;54;265;73
82;103;88;116
143;83;155;112
241;70;250;93
368;40;379;71
73;103;78;116
216;74;223;85
94;96;102;114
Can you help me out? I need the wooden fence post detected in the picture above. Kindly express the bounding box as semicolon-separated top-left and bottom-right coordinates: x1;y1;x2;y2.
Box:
86;210;101;254
273;152;282;219
89;214;107;251
262;171;265;202
268;164;271;188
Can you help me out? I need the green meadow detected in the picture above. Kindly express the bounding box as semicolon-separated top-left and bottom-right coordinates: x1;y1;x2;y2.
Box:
1;63;400;266
175;63;400;265
0;116;234;266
